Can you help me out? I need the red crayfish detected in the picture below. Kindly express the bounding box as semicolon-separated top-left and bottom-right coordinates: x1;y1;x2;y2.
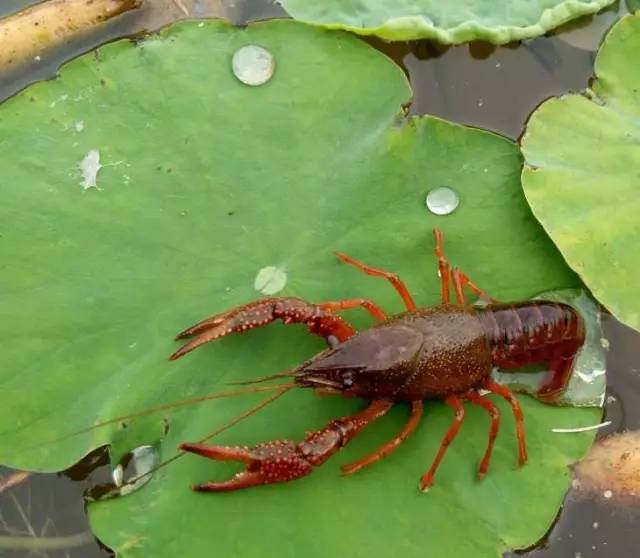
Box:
170;229;585;492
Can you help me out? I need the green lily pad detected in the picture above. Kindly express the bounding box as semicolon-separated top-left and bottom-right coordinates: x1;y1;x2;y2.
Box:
278;0;616;42
0;19;599;558
521;12;640;334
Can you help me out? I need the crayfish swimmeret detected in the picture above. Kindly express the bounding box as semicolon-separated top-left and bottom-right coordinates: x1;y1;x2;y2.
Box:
170;229;585;492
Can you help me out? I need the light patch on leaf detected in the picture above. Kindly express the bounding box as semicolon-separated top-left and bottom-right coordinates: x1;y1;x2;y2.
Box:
49;94;68;108
79;149;102;190
254;265;287;295
75;120;85;132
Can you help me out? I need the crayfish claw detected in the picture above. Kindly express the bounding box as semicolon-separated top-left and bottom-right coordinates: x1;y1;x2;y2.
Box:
174;312;232;339
170;298;313;361
191;471;264;492
169;329;224;360
180;439;314;492
179;442;252;463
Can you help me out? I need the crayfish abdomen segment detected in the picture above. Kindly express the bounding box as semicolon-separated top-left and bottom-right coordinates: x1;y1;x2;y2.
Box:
479;301;586;399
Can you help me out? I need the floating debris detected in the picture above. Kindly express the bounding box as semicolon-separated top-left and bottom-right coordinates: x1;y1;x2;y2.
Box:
573;430;640;505
552;421;611;433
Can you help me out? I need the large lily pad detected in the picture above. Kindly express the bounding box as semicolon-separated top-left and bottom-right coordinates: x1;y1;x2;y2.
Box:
277;0;616;42
521;12;640;333
0;20;599;558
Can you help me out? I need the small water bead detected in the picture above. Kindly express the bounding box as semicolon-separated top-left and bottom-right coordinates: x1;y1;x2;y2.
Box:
232;45;275;86
425;187;460;216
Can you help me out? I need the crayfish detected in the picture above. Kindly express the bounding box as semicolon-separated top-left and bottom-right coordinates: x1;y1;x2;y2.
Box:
170;229;585;492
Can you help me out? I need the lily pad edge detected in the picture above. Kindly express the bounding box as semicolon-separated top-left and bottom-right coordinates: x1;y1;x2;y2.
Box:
278;0;616;43
520;11;640;333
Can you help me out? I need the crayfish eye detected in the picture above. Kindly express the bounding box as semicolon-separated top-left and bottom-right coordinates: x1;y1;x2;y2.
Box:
342;371;354;388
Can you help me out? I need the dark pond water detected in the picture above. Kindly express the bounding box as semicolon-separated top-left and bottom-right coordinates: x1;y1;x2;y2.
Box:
1;1;638;557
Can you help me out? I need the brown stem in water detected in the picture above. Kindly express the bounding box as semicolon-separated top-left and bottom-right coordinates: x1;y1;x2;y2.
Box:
0;0;141;69
0;471;31;494
0;531;94;551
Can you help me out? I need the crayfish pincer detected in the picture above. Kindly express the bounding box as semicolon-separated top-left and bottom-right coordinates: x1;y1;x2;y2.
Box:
170;229;585;493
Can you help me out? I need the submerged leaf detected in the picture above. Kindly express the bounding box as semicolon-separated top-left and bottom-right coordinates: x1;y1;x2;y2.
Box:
0;20;598;558
521;12;640;334
278;0;616;42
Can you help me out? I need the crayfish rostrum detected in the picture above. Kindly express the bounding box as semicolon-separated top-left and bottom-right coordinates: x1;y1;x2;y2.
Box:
170;229;585;492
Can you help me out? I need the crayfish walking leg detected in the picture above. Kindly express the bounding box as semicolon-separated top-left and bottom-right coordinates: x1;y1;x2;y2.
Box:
340;400;424;475
433;228;497;305
419;380;527;492
334;251;417;311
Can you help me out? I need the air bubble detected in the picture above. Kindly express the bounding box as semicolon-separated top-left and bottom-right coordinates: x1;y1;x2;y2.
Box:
232;45;275;86
426;187;459;216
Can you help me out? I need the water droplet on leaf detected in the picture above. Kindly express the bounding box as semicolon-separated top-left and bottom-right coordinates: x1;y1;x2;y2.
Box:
426;187;459;215
111;445;160;497
232;45;275;86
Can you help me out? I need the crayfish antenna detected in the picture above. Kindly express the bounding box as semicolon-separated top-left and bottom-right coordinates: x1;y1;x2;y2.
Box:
226;370;295;386
11;383;296;456
227;349;327;386
72;383;296;435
